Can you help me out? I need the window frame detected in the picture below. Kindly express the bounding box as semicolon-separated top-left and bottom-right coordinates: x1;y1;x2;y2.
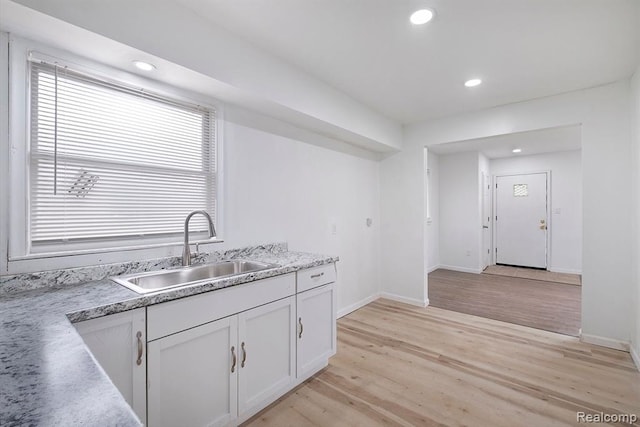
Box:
2;36;224;274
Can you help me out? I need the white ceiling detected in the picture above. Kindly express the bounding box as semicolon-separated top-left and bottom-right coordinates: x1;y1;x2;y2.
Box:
428;125;582;159
176;0;639;124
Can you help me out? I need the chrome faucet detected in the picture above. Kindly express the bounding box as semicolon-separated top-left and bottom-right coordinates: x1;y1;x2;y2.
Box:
182;210;216;267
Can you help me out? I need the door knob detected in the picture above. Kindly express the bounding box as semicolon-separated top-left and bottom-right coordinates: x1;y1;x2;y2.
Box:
540;225;547;230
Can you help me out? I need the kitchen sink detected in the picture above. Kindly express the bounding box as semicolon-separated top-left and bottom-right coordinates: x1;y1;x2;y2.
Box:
111;260;279;294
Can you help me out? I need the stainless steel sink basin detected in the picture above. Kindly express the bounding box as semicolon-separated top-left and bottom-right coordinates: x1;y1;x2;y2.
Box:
112;260;279;294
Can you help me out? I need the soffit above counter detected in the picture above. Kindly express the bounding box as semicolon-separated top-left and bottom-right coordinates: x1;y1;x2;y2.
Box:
1;0;403;156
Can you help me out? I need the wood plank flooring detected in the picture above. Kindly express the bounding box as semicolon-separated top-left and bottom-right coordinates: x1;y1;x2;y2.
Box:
428;268;581;336
244;300;639;427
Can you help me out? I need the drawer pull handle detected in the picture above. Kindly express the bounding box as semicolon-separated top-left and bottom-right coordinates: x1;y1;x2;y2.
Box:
241;342;247;368
231;346;236;373
299;317;304;339
310;272;325;279
136;331;143;366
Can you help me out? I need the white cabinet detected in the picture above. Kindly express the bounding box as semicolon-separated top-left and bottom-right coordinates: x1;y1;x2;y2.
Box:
297;263;337;293
147;315;238;427
296;283;337;380
237;296;296;421
146;274;298;426
86;264;337;427
74;308;147;425
147;274;296;341
295;263;337;381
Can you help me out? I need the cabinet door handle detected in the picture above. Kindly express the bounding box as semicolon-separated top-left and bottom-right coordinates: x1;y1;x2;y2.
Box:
298;317;304;339
310;272;324;279
136;331;143;366
241;342;247;368
231;346;236;373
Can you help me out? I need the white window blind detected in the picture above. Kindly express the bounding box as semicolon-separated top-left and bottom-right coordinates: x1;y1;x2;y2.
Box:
29;60;216;249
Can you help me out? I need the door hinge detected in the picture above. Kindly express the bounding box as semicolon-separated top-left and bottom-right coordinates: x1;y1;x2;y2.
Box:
495;216;498;221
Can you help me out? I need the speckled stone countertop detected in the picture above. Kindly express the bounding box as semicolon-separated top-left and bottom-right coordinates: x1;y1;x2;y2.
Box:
0;245;338;426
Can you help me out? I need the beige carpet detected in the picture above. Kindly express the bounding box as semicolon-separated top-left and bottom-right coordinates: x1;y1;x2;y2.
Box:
483;265;581;286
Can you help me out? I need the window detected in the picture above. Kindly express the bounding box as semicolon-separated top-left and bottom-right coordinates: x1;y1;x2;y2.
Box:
513;184;528;197
27;59;218;253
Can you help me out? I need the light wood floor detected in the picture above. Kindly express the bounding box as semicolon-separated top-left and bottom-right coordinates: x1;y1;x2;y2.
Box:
429;269;581;336
244;299;639;427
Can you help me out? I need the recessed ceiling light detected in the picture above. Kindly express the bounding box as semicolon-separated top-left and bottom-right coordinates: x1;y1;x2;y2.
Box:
410;9;434;25
512;148;522;153
464;78;482;88
133;60;156;72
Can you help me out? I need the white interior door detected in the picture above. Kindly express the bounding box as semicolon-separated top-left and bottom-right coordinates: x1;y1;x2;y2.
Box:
495;173;548;268
482;172;491;269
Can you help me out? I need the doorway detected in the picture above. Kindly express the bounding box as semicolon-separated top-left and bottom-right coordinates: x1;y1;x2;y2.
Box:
482;172;491;270
425;125;582;336
494;172;549;269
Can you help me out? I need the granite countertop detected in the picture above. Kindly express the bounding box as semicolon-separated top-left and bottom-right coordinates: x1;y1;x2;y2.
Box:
0;247;338;426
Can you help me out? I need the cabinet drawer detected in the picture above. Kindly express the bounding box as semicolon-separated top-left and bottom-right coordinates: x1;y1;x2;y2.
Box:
296;264;336;293
148;273;295;341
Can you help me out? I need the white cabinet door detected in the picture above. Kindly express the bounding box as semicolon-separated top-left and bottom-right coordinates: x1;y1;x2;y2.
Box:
147;316;238;427
238;296;296;420
75;308;147;425
296;283;336;379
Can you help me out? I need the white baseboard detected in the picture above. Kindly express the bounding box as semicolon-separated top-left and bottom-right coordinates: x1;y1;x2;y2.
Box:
427;264;440;273
580;333;630;351
379;292;429;308
548;267;582;275
631;345;640;371
337;291;431;318
438;264;483;274
337;294;380;318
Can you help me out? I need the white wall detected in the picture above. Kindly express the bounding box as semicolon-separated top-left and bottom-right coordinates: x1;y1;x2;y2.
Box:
382;81;633;347
426;151;439;272
490;150;582;274
220;114;381;313
631;64;640;365
438;152;482;273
